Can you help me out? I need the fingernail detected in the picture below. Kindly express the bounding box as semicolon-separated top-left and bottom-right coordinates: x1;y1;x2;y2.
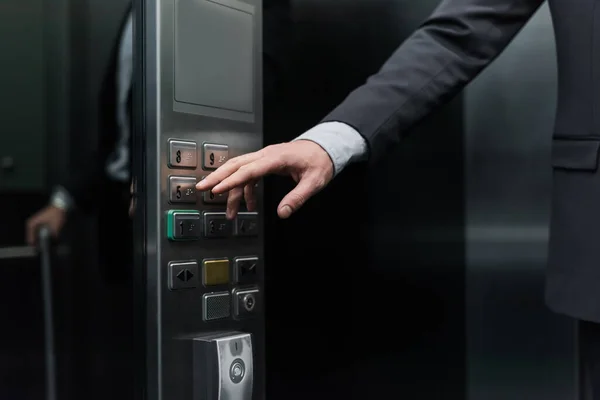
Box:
279;205;292;219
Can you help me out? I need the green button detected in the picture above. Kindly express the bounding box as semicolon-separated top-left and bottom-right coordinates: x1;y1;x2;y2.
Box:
166;210;201;241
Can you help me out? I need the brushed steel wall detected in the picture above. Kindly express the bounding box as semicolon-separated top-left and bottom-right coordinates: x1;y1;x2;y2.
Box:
465;4;578;399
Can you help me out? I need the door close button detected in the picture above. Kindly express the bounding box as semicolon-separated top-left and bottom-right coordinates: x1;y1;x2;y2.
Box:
234;256;258;283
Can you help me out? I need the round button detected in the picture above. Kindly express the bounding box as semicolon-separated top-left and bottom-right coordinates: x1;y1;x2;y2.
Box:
243;294;256;312
229;359;246;383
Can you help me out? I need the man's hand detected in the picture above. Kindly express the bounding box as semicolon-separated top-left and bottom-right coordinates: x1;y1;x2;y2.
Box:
196;140;334;219
26;205;67;246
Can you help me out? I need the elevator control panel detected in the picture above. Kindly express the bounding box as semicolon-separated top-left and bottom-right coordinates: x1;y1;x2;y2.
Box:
139;0;264;398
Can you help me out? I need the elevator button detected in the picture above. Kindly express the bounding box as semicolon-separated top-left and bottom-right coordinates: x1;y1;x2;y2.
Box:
202;258;230;286
232;287;259;319
168;176;197;204
203;212;233;238
202;292;231;321
168;260;198;290
229;359;246;383
200;176;227;204
168;139;197;169
234;256;258;283
234;212;259;237
202;143;229;170
167;210;201;240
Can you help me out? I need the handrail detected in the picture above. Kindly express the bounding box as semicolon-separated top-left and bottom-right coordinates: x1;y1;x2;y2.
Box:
38;226;57;400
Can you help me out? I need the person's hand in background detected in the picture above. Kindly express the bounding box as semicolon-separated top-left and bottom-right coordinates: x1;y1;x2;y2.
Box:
129;179;136;218
196;140;334;219
26;206;67;246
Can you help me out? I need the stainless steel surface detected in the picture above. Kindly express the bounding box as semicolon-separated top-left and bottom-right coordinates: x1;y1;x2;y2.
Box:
39;226;56;400
203;212;235;238
0;246;37;260
168;175;197;204
168;260;199;290
233;256;258;284
137;0;264;398
465;4;578;399
192;332;254;400
200;176;229;204
168;139;198;169
234;212;259;237
232;287;259;319
0;245;69;260
202;143;230;171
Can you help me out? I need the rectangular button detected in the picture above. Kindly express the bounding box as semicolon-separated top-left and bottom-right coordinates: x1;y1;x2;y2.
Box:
232;287;259;319
235;212;259;237
168;260;198;290
167;210;201;240
168;176;197;204
202;143;229;170
200;176;227;204
202;292;231;321
234;256;258;284
202;258;230;286
168;139;197;169
203;212;233;238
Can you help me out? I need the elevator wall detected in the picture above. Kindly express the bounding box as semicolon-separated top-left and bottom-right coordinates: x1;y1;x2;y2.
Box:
464;4;578;399
0;0;131;398
264;1;466;399
0;0;73;398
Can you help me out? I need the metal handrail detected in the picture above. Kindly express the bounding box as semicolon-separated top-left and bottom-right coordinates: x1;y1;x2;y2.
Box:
38;226;57;400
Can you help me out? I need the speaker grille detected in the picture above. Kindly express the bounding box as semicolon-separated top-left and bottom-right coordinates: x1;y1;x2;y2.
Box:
203;292;231;321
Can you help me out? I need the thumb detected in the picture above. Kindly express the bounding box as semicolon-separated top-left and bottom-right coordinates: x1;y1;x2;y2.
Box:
277;176;320;219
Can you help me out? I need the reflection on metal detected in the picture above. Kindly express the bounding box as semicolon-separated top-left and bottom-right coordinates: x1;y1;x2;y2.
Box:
0;245;70;261
465;4;578;400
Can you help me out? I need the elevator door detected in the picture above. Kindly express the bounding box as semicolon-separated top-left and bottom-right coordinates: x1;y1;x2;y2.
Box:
465;4;578;399
133;1;265;399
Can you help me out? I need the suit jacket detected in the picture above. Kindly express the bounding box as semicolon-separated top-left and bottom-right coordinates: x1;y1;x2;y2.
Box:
322;0;600;323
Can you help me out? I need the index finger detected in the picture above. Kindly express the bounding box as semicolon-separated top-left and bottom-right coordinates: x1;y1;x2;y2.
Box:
211;156;279;194
196;152;261;191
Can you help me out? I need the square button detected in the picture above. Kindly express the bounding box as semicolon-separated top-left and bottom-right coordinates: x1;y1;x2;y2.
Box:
168;260;198;290
203;258;230;286
234;256;258;283
235;212;259;237
200;176;228;204
168;139;197;169
203;212;233;238
202;143;229;170
167;210;201;241
168;176;197;204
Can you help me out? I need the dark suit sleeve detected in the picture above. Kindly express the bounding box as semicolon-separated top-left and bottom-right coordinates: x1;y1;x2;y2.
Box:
321;0;545;161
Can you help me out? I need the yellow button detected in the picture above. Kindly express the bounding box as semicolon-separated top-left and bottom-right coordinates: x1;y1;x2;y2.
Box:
203;259;230;286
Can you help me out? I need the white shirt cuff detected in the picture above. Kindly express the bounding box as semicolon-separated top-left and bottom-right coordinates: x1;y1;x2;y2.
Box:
293;121;368;176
